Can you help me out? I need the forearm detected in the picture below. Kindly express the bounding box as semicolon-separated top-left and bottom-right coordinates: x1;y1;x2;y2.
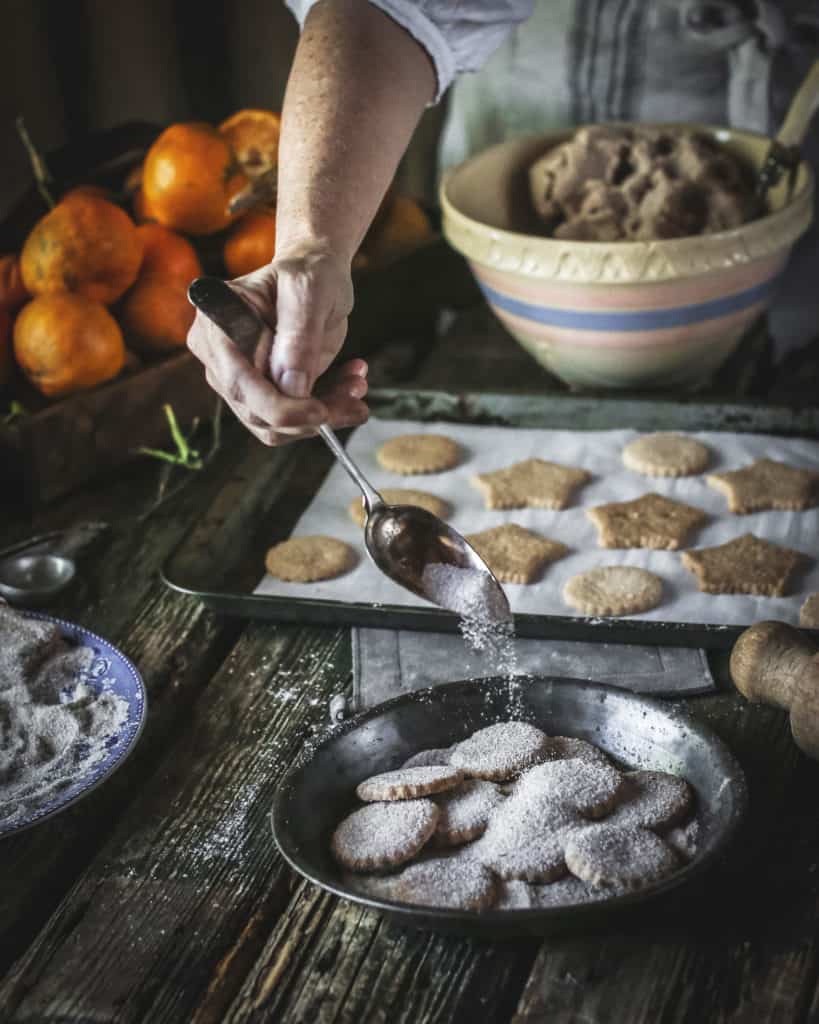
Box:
276;0;436;264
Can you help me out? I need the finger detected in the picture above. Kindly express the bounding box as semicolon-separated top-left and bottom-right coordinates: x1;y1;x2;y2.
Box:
272;268;352;398
322;395;370;430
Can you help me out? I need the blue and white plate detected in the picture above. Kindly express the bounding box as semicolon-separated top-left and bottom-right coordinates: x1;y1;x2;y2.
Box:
0;612;147;838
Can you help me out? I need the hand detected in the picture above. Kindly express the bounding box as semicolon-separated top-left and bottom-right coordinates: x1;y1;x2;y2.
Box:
187;251;368;446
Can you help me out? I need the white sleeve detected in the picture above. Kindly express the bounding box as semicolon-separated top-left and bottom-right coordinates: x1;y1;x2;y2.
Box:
283;0;534;102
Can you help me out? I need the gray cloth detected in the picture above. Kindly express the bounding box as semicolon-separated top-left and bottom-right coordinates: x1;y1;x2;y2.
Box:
351;628;714;711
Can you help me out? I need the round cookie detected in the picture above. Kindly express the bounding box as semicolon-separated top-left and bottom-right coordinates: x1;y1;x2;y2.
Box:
450;721;550;781
605;770;693;830
528;876;612;907
331;799;439;872
265;536;354;583
622;433;710;478
377;434;462;475
356;765;463;803
800;593;819;629
401;746;455;770
474;789;578;882
515;759;624;819
392;853;497;911
542;736;611;767
434;779;506;846
563;566;663;617
565;824;679;889
348;488;450;527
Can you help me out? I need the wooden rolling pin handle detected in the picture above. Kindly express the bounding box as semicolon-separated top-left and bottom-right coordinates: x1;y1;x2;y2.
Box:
730;621;819;760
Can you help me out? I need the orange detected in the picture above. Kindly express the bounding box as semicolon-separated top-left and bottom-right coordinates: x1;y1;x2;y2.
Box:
0;309;12;389
131;186;156;223
13;293;125;397
0;254;29;312
136;223;203;284
64;183;113;201
120;275;195;354
219;108;281;179
20;193;143;306
223;209;277;278
361;195;433;269
143;122;247;236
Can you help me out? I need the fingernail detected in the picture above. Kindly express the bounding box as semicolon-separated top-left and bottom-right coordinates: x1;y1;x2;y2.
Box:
280;370;308;397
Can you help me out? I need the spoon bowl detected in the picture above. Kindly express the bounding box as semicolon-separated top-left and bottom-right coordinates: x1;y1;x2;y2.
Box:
0;553;76;605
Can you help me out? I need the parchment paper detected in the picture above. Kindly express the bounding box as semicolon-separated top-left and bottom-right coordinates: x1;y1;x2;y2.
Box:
255;418;819;627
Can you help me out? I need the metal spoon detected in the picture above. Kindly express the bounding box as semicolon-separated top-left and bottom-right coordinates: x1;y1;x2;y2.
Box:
0;522;107;606
188;276;511;622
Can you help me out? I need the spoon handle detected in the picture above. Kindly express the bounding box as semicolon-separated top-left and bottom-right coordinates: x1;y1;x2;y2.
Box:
778;59;819;149
188;277;383;513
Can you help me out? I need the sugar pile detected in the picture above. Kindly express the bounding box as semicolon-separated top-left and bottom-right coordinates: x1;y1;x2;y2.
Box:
0;607;129;827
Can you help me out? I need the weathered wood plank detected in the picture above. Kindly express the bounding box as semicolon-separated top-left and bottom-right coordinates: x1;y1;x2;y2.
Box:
0;623;351;1023
223;881;537;1024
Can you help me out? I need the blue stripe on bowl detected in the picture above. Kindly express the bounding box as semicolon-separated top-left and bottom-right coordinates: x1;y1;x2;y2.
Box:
478;274;780;332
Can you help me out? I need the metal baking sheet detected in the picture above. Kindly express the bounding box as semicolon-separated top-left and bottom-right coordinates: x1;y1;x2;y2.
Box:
162;389;819;649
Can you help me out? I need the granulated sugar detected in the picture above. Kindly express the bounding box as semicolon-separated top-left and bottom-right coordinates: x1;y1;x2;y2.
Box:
0;608;130;827
421;562;520;711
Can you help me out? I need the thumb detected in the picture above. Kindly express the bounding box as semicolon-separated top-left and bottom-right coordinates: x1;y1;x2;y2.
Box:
271;261;343;398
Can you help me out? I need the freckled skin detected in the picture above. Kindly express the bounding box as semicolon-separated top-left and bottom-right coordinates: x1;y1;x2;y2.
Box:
186;0;436;445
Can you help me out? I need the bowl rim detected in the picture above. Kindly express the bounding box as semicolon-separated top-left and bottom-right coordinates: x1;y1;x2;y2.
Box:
439;123;814;283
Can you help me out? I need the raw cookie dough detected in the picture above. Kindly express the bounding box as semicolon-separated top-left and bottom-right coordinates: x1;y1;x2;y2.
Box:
681;533;806;597
331;800;439;871
348;488;449;527
622;433;710;477
563;566;664;617
356;765;464;803
529;125;756;241
449;721;550;781
587;493;707;550
465;523;568;584
265;536;355;582
564;824;679;889
377;434;462;475
472;458;590;510
707;458;819;514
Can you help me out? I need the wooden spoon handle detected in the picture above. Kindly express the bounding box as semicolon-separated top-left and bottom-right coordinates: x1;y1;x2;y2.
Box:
778;59;819;149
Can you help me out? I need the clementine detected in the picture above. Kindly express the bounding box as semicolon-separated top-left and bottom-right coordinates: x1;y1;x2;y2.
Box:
143;122;247;236
120;275;195;354
137;223;203;284
131;186;156;223
20;193;143;306
0;254;29;312
219;108;281;179
360;196;433;269
64;183;113;201
223;209;277;278
13;293;125;397
0;309;13;389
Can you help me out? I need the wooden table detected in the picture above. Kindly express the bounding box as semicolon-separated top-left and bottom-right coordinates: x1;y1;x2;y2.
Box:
2;309;819;1023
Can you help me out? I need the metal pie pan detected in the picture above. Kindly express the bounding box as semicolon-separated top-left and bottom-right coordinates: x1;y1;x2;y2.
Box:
271;676;747;936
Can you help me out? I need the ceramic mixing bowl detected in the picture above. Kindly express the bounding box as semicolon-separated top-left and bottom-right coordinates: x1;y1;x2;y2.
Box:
440;125;813;390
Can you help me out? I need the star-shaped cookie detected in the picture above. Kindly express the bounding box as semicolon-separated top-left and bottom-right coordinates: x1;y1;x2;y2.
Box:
707;458;819;514
465;524;568;583
681;533;806;596
587;492;707;550
471;458;590;510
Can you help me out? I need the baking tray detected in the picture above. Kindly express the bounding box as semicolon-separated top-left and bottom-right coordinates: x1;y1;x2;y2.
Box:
270;676;748;936
162;388;819;650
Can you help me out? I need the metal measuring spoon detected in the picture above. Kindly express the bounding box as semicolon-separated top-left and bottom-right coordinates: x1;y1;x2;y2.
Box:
0;522;107;606
188;277;511;622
